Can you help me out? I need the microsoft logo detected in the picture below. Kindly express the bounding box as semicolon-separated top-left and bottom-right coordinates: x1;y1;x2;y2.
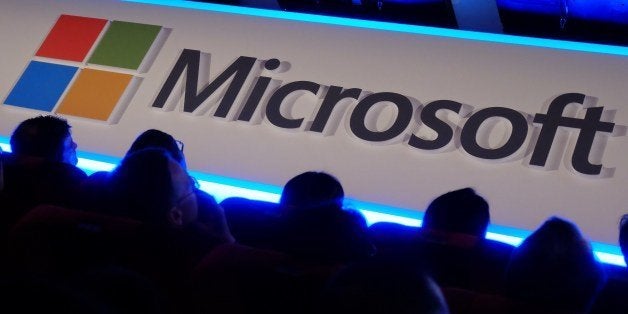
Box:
4;14;166;123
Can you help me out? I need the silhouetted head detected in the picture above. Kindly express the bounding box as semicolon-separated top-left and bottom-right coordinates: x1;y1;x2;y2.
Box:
10;115;77;165
280;171;344;212
277;172;372;261
320;259;449;314
110;148;197;226
619;214;628;265
422;188;489;237
126;129;185;167
504;216;604;312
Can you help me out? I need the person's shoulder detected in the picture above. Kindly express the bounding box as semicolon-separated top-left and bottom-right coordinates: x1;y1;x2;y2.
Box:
34;161;88;186
195;188;218;205
84;171;111;186
50;162;87;179
341;208;368;227
3;154;86;181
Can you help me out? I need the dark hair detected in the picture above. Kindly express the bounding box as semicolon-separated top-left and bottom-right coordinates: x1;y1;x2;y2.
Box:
280;171;344;210
277;172;373;261
126;129;184;164
422;188;489;237
109;148;177;224
504;216;605;312
10;115;71;162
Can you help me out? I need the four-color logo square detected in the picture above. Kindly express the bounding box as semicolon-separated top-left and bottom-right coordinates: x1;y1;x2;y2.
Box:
88;20;162;70
3;14;164;123
36;15;108;62
5;61;78;112
56;69;134;121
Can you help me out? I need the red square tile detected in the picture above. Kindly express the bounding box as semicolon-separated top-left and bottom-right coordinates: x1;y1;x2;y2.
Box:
36;14;108;62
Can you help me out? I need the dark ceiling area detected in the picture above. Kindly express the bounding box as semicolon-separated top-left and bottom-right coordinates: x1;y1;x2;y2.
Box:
192;0;628;47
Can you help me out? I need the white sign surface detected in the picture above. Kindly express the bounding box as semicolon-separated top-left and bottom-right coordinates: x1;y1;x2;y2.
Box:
2;0;628;247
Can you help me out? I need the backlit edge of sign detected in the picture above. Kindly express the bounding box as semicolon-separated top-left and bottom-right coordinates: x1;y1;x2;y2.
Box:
122;0;628;57
0;136;624;266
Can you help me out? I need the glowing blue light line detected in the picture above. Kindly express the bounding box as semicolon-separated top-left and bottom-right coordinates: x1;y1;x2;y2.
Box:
0;134;625;266
596;252;627;267
360;209;422;227
196;180;280;204
122;0;628;57
485;232;524;247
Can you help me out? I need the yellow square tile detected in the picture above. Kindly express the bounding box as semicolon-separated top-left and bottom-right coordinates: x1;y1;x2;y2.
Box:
56;68;133;121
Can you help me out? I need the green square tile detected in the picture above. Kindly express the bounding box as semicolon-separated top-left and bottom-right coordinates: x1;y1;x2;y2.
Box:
88;20;161;70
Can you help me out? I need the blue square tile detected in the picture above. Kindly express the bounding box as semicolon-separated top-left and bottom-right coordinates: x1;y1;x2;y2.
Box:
4;61;78;112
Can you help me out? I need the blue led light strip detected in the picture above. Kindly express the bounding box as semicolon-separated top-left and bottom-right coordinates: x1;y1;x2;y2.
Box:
121;0;628;57
0;135;624;266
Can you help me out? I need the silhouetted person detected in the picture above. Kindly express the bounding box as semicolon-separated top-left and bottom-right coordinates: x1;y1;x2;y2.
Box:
81;129;185;210
126;129;186;168
275;171;373;262
280;171;344;212
10;115;79;166
504;217;605;313
109;148;197;227
0;116;86;244
422;187;489;237
413;188;513;292
319;259;449;314
125;130;231;242
82;129;232;244
105;148;233;309
590;214;628;314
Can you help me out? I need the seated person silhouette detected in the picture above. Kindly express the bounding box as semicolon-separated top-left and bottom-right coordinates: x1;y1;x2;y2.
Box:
82;129;233;244
422;187;489;238
504;216;605;313
104;148;233;302
81;129;185;205
125;129;186;169
589;214;628;314
108;148;231;244
108;148;197;226
274;171;374;262
415;188;514;292
1;116;86;236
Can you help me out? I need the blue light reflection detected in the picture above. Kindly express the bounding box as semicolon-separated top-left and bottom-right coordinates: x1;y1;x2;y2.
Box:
122;0;628;57
0;134;624;266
